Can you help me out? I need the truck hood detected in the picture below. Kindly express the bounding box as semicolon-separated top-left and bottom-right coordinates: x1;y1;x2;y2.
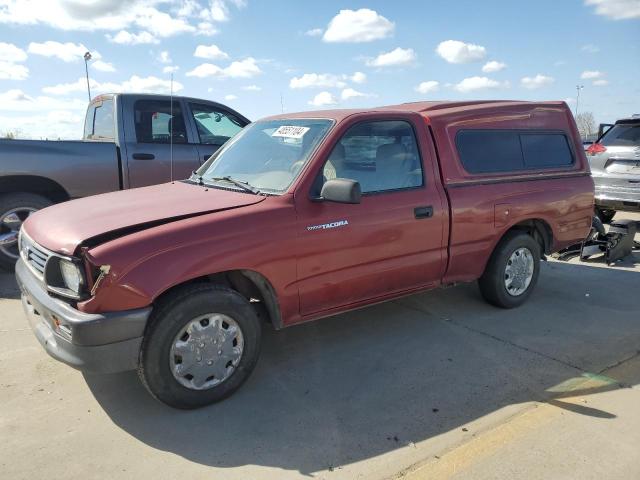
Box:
23;181;266;255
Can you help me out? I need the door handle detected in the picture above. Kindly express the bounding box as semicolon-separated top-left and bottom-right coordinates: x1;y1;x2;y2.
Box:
414;206;433;219
132;153;155;160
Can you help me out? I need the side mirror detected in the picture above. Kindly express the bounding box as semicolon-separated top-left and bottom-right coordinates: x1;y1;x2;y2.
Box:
319;178;361;204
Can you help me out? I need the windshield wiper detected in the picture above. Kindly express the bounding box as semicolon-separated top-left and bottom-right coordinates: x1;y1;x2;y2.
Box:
189;171;205;186
208;176;261;195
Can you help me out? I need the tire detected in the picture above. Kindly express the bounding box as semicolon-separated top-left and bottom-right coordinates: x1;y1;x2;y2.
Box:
595;208;616;224
478;231;541;309
0;192;52;271
138;283;262;409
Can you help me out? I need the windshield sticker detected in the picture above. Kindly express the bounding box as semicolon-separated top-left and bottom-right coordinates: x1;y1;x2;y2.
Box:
272;126;310;139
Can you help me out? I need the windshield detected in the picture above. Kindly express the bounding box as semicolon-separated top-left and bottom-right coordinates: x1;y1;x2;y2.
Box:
195;118;333;194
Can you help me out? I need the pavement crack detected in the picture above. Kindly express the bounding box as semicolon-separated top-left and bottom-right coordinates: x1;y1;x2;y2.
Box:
394;301;584;372
598;350;640;375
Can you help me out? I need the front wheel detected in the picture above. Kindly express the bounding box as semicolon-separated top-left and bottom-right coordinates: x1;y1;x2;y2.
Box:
0;193;52;271
138;284;262;409
478;232;541;309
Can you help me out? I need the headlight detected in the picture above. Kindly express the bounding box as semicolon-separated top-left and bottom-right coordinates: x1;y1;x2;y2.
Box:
59;259;83;294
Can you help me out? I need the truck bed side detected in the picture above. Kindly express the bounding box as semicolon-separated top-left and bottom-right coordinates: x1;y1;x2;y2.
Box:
0;139;119;199
424;102;594;283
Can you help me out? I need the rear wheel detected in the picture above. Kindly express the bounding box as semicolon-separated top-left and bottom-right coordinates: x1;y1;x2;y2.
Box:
479;232;541;309
0;193;52;271
138;284;262;409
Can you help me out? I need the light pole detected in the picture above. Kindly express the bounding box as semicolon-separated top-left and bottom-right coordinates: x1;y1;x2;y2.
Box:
575;84;584;118
83;51;92;102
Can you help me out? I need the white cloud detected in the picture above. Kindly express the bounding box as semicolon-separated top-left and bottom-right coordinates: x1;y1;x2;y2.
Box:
106;30;158;45
194;44;229;60
0;1;199;37
415;81;440;94
581;70;604;79
0;88;86;112
350;71;367;84
482;60;506;73
0;110;85;139
186;57;261;78
186;63;222;78
366;47;416;67
0;42;27;62
436;40;486;64
92;60;115;72
223;57;261;78
241;84;261;91
305;28;323;37
196;22;218;36
308;91;338;107
43;75;184;96
520;74;555;89
224;94;237;100
129;8;195;37
323;8;394;43
159;51;171;63
290;73;346;89
163;65;179;73
581;44;600;53
453;76;508;93
341;88;368;100
593;79;610;86
201;0;247;22
585;0;640;20
0;61;29;80
28;41;99;62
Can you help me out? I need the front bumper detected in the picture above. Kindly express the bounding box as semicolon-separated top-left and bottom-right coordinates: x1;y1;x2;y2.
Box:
16;258;152;374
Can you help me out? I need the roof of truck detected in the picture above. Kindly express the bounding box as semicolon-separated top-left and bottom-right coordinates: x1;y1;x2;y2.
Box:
264;100;569;122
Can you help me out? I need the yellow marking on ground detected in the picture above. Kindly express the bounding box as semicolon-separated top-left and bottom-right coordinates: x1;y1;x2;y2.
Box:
392;374;619;480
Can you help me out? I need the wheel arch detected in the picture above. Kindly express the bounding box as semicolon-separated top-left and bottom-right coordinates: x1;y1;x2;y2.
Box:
503;218;554;255
0;175;70;203
152;269;283;330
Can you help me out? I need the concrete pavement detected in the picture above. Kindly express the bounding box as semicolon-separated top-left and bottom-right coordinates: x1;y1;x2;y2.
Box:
1;214;639;480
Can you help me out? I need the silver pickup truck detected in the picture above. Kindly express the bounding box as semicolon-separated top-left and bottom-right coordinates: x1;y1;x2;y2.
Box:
0;93;249;269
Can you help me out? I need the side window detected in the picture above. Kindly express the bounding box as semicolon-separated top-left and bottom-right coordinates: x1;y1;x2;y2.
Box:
92;99;114;140
321;120;423;194
83;105;95;139
190;103;244;145
521;133;573;168
456;130;575;173
456;131;523;173
134;100;187;144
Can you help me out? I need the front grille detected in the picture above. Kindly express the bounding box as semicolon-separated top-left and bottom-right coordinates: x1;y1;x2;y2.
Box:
20;232;51;278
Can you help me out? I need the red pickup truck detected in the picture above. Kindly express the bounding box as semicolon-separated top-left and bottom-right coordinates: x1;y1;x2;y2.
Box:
17;100;594;408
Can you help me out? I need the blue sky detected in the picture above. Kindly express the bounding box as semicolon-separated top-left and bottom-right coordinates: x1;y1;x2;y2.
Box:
0;0;638;139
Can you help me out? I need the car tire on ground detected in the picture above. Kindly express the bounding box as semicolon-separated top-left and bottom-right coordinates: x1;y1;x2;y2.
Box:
138;283;262;409
478;231;541;309
595;208;616;224
0;192;52;271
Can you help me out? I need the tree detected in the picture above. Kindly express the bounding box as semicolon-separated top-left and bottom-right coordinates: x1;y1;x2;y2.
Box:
575;112;596;139
2;130;16;139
